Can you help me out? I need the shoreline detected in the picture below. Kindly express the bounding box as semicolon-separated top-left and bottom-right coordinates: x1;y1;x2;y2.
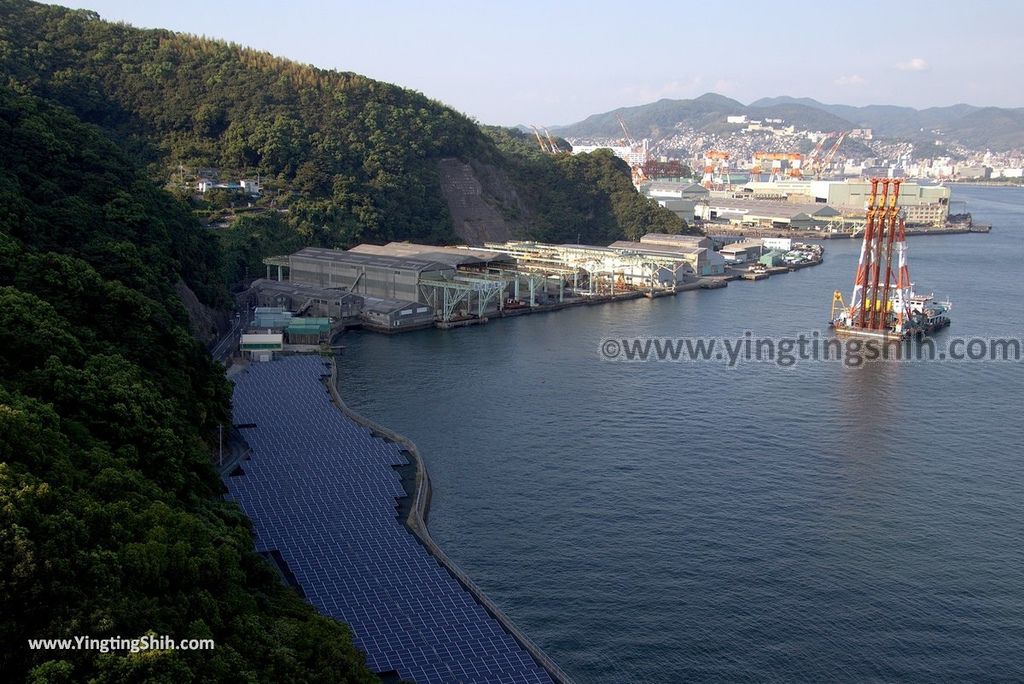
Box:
325;357;574;684
378;267;817;334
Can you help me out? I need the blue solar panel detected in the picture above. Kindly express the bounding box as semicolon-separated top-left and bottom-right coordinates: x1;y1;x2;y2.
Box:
224;356;553;684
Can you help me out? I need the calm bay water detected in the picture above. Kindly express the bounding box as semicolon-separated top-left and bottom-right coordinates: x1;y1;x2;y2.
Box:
340;185;1024;682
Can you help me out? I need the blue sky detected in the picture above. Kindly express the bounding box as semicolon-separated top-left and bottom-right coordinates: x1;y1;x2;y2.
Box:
52;0;1023;126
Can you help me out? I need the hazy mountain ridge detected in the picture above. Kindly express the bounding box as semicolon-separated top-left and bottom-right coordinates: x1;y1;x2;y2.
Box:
558;93;1024;151
751;96;1024;149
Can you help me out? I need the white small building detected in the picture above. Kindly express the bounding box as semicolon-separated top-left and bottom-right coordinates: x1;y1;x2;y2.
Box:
240;333;284;362
761;237;793;252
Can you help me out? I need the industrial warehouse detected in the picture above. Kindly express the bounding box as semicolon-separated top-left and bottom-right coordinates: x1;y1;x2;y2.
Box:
238;233;822;354
641;177;953;230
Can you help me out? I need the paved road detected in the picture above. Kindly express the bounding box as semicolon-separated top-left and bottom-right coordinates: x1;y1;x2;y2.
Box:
209;292;255;363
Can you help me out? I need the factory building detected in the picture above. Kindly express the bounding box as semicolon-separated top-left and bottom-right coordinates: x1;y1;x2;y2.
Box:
360;298;435;332
761;237;793;252
702;198;842;230
253;306;293;329
758;250;787;267
267;245;508;324
612;236;725;276
285;247;453;303
655;198;697;222
744;179;950;226
720;240;764;263
285;318;332;345
639;233;715;251
240;333;283;362
482;240;698;292
249;279;361;321
347;242;517;273
607;241;697;282
642;181;711;202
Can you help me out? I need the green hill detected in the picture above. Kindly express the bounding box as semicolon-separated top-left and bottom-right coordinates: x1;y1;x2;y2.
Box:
0;1;693;679
0;85;376;682
750;96;1024;150
0;0;690;260
554;92;855;139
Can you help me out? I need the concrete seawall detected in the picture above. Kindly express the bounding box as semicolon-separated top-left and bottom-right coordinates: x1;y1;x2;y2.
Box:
326;358;574;684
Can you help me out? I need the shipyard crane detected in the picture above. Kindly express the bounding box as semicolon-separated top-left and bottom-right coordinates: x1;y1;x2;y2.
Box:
751;152;802;183
615;114;636;147
819;131;849;177
702;150;731;189
786;152;803;178
530;125;552;154
805;132;835;176
543;127;563;154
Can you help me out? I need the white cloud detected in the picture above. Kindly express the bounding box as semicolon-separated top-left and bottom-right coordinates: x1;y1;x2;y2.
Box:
834;74;866;86
896;57;929;72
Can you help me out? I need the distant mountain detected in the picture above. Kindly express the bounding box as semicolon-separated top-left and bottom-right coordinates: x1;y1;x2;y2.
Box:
559;93;1024;151
750;96;1024;149
554;92;855;139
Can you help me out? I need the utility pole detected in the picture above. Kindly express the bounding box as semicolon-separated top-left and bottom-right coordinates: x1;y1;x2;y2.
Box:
218;424;224;467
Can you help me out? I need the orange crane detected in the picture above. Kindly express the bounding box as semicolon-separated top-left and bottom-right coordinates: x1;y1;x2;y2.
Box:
752;152;802;182
702;150;730;189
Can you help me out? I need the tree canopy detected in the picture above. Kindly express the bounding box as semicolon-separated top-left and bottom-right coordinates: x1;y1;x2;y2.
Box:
0;0;691;273
0;85;376;683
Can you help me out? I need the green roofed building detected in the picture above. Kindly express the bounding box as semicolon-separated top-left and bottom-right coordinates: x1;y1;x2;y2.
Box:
759;250;787;267
285;317;332;345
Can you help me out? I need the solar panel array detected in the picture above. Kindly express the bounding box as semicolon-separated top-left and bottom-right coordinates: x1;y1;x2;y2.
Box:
225;356;553;684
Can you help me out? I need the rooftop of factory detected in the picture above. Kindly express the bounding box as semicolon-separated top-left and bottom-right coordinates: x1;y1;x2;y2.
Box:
645;180;709;190
705;198;841;220
348;242;515;268
289;247;452;273
721;240;764;251
607;240;707;257
249;278;358;300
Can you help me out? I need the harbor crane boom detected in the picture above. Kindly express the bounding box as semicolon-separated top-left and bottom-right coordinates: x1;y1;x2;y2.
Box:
530;125;552;154
543;127;561;154
615;114;636;147
820;131;849;175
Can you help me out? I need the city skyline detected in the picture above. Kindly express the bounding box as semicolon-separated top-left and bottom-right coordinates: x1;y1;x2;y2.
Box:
50;0;1024;127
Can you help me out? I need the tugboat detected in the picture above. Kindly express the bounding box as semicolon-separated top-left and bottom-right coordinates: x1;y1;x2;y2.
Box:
829;178;952;340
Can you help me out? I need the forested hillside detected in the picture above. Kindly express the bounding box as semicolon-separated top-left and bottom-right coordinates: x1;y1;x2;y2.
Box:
0;86;376;682
0;0;689;263
0;2;690;679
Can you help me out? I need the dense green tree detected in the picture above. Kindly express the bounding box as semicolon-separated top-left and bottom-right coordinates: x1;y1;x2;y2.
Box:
0;0;693;281
0;3;697;678
484;129;689;244
0;85;376;682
